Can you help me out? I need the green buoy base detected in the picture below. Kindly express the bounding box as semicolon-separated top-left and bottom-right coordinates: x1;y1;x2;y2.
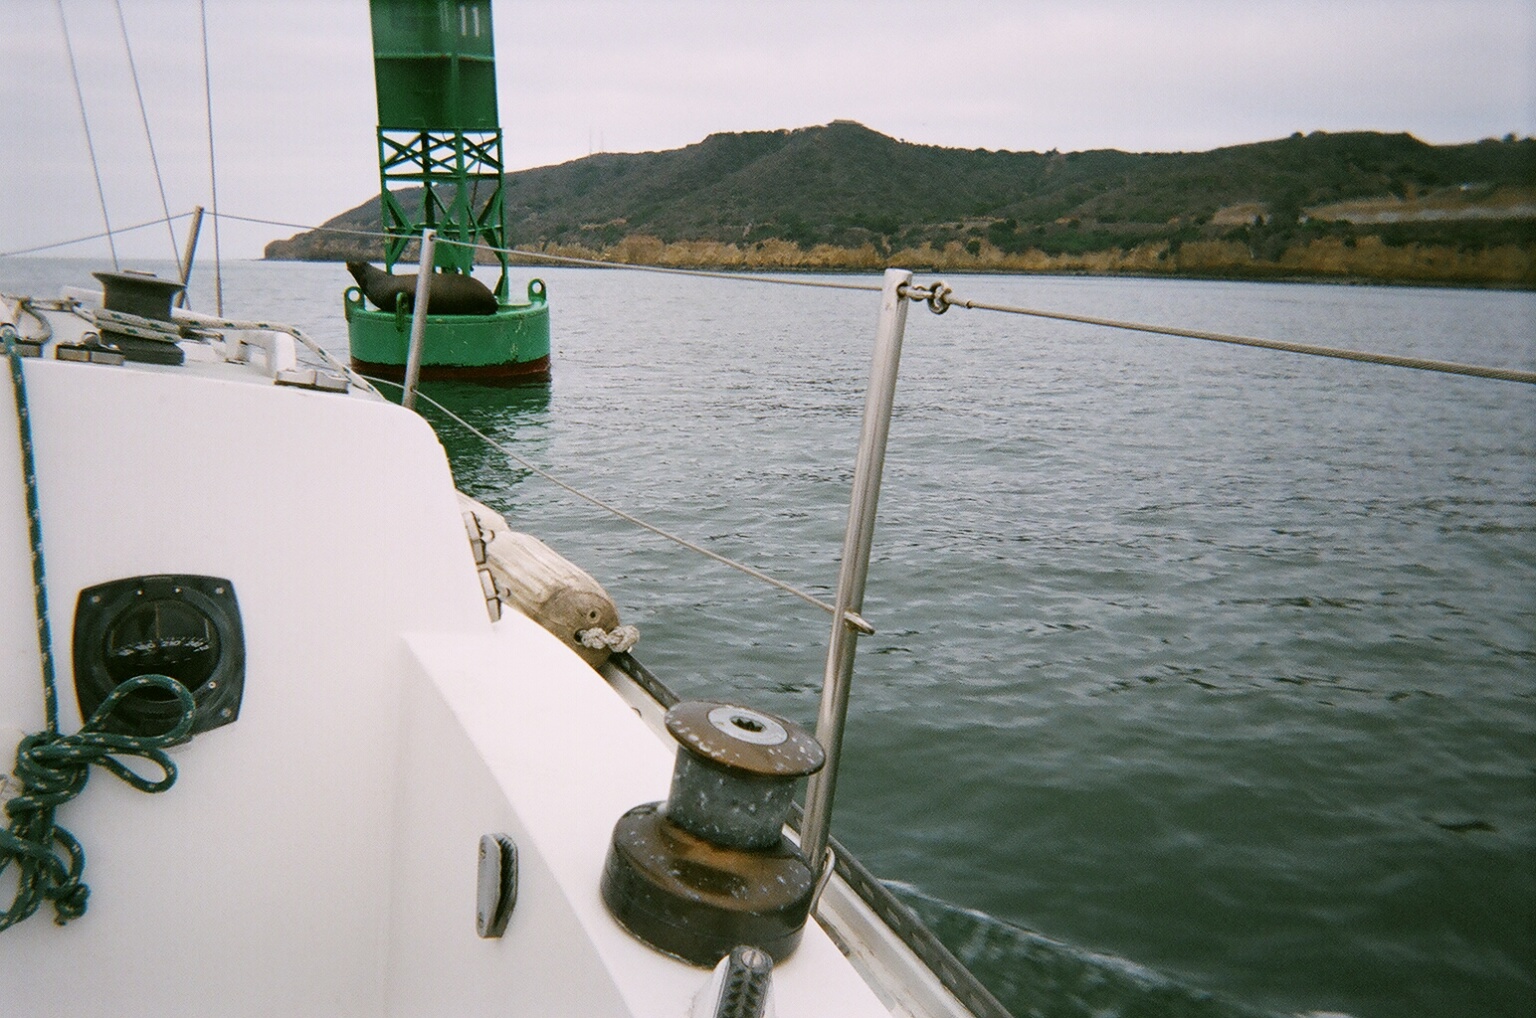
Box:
344;279;551;383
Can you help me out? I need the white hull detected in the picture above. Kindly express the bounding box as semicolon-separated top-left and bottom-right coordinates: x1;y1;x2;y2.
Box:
0;289;992;1017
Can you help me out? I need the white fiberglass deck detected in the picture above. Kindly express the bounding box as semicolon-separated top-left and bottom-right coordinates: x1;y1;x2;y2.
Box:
0;297;896;1016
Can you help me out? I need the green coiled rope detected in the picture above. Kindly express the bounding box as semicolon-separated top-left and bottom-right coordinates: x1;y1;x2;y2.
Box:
1;328;196;932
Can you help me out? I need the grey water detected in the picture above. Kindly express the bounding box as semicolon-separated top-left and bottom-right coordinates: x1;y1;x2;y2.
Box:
5;257;1534;1018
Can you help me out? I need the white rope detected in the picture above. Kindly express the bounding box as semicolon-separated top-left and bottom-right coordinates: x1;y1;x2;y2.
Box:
577;625;640;653
192;315;382;398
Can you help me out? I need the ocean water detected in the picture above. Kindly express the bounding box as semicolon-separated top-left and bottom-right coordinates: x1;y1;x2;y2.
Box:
5;257;1534;1018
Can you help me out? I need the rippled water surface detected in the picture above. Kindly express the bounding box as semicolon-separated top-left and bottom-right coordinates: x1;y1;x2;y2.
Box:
7;258;1534;1018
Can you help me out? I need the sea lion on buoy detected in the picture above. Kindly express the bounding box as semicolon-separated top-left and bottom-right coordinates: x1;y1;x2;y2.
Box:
346;261;499;315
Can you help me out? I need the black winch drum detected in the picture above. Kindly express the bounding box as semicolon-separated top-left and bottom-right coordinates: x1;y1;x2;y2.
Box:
600;701;825;966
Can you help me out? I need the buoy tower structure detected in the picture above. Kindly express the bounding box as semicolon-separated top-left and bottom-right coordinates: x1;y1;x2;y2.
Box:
345;0;550;382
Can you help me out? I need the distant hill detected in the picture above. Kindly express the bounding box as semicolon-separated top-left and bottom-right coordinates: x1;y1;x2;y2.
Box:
266;122;1536;286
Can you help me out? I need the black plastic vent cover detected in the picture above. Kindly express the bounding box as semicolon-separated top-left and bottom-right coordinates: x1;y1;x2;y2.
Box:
73;575;244;738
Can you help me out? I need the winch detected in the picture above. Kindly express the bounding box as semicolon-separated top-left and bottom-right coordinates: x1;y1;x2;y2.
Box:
91;271;187;365
600;700;825;966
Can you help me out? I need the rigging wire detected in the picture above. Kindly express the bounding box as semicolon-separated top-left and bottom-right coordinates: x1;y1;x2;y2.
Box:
54;0;117;270
0;213;192;259
216;213;389;242
429;231;883;292
902;282;1536;386
365;376;874;635
12;202;1533;387
229;212;883;293
15;4;1535;384
198;0;223;315
222;216;1535;384
112;0;182;276
446;227;1536;385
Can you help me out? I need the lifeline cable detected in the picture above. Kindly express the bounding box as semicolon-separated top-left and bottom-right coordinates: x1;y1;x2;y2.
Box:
11;209;1530;385
216;214;884;293
436;235;884;293
365;376;874;635
0;214;193;260
230;214;1534;383
901;281;1536;386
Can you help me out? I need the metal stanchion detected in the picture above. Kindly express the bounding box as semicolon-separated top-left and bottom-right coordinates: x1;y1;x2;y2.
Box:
401;229;436;410
800;267;912;882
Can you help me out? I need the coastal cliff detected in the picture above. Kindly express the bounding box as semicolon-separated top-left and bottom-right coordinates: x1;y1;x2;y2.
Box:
266;123;1535;287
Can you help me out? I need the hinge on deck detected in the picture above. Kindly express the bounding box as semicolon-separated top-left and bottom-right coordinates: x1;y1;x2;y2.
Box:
462;509;504;621
274;367;350;393
55;339;125;365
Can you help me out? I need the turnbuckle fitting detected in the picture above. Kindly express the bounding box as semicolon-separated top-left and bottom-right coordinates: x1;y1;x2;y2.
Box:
898;280;953;315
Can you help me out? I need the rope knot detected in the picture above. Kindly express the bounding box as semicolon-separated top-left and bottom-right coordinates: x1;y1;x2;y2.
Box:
577;624;640;654
49;878;90;926
1;674;195;932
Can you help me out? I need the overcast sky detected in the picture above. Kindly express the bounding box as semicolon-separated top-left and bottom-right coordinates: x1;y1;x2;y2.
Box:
2;0;1532;261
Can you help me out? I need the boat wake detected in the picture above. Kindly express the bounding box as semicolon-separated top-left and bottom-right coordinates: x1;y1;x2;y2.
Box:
884;882;1304;1018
